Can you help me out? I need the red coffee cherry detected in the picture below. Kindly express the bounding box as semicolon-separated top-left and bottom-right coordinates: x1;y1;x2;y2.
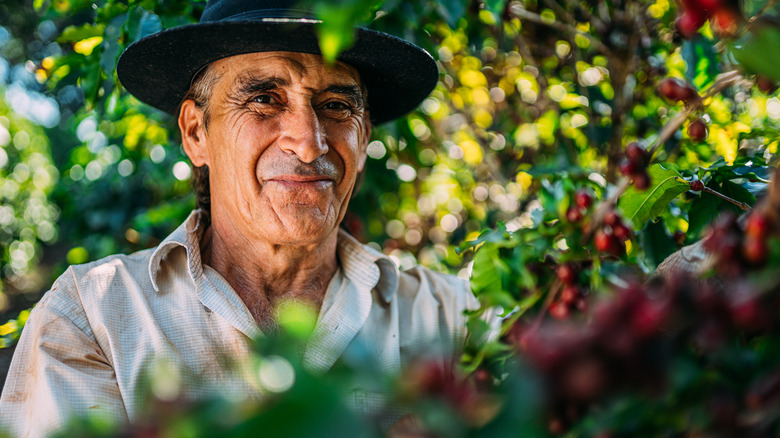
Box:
620;159;638;177
613;223;631;240
594;230;624;256
676;10;707;38
557;264;577;285
575;190;593;209
625;142;648;164
657;77;698;102
744;212;770;238
742;236;769;266
673;230;686;246
549;301;570;320
757;75;778;94
566;206;583;223
689;179;705;191
688;118;708;142
604;211;620;227
561;285;580;304
692;0;723;10
710;8;739;38
632;171;651;190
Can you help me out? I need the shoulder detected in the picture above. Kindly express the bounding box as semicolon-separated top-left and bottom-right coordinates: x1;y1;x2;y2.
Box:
66;248;157;287
392;265;480;352
34;248;157;329
396;265;478;314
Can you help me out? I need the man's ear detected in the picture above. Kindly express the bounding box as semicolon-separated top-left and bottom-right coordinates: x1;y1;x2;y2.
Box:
357;113;372;172
179;100;209;167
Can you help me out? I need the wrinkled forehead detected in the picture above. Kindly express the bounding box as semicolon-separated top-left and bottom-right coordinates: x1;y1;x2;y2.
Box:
209;51;363;92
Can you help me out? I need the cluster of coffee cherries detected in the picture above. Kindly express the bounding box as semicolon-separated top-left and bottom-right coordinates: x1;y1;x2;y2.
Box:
512;267;780;435
676;0;742;39
398;359;495;427
657;77;699;105
549;263;588;320
656;78;710;142
565;189;594;223
593;211;631;257
619;142;651;189
704;210;773;275
511;282;671;433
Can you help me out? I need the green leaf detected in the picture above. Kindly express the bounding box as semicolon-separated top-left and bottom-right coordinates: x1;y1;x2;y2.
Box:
57;24;106;43
733;25;780;82
314;0;384;63
618;164;691;229
687;194;720;239
471;243;511;297
639;220;677;269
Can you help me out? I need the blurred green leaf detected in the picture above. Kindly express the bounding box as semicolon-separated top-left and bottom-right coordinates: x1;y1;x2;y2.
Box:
683;37;719;89
57;24;106;43
733;24;780;81
314;0;384;63
638;220;677;269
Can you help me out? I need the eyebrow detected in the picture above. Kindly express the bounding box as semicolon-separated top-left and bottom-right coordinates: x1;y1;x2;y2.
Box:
232;75;289;99
231;75;365;108
322;85;365;109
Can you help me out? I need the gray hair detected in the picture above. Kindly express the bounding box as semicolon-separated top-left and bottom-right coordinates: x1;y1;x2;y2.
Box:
181;64;220;216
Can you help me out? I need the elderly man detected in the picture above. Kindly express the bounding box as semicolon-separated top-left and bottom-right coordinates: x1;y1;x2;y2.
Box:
0;0;480;436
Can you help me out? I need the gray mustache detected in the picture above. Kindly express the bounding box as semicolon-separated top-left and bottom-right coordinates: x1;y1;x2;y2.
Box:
262;156;342;180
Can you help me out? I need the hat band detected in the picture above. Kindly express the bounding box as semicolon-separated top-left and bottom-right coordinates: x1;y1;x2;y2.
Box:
208;8;319;23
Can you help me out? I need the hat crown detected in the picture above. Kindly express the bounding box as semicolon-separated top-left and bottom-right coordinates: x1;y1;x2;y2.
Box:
200;0;315;23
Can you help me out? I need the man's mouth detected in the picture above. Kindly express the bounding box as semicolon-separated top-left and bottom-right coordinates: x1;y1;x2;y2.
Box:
265;175;334;188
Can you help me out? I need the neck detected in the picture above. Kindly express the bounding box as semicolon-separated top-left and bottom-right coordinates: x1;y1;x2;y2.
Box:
200;220;339;333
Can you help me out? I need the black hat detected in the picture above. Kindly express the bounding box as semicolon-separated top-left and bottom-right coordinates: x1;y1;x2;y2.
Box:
116;0;439;125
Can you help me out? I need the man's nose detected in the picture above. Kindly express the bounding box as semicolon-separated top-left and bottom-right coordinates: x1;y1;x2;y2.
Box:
277;106;328;163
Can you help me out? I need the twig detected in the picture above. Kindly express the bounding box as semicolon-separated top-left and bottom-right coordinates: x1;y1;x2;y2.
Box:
531;281;560;332
703;186;752;211
508;3;614;57
543;0;579;34
562;0;607;33
736;0;779;40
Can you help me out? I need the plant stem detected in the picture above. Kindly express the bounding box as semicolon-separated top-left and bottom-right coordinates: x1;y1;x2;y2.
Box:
703;186;752;211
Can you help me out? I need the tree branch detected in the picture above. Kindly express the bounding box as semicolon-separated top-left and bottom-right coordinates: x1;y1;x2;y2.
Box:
508;3;614;58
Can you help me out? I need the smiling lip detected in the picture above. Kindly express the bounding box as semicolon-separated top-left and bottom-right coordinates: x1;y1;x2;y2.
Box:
265;175;334;188
266;175;333;183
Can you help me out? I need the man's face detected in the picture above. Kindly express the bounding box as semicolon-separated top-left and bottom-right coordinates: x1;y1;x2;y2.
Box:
181;52;370;247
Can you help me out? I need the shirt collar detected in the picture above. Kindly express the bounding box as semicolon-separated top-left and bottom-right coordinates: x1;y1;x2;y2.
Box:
147;211;399;303
336;228;398;303
148;210;207;292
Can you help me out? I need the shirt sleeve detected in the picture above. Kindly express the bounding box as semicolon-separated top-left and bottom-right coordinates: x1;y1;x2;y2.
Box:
0;271;128;438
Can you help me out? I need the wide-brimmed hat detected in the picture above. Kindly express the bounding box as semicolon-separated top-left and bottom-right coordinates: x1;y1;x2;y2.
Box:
116;0;439;125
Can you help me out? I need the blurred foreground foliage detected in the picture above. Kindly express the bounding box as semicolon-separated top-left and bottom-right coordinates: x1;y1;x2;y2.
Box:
3;0;780;436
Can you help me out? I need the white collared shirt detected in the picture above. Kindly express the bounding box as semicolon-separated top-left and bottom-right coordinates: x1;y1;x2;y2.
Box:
0;210;479;437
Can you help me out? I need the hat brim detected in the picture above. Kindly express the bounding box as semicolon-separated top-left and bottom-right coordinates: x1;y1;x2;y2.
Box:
116;20;439;125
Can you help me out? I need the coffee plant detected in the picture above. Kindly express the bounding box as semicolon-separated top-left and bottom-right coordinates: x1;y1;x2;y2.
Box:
3;0;780;436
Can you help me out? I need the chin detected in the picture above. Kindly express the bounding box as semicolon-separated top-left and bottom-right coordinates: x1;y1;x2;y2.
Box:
265;219;336;246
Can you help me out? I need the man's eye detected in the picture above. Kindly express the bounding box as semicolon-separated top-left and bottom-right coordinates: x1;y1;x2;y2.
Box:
323;101;350;111
254;95;273;104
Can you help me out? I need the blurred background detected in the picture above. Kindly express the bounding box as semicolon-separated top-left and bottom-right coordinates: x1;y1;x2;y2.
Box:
1;0;779;387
